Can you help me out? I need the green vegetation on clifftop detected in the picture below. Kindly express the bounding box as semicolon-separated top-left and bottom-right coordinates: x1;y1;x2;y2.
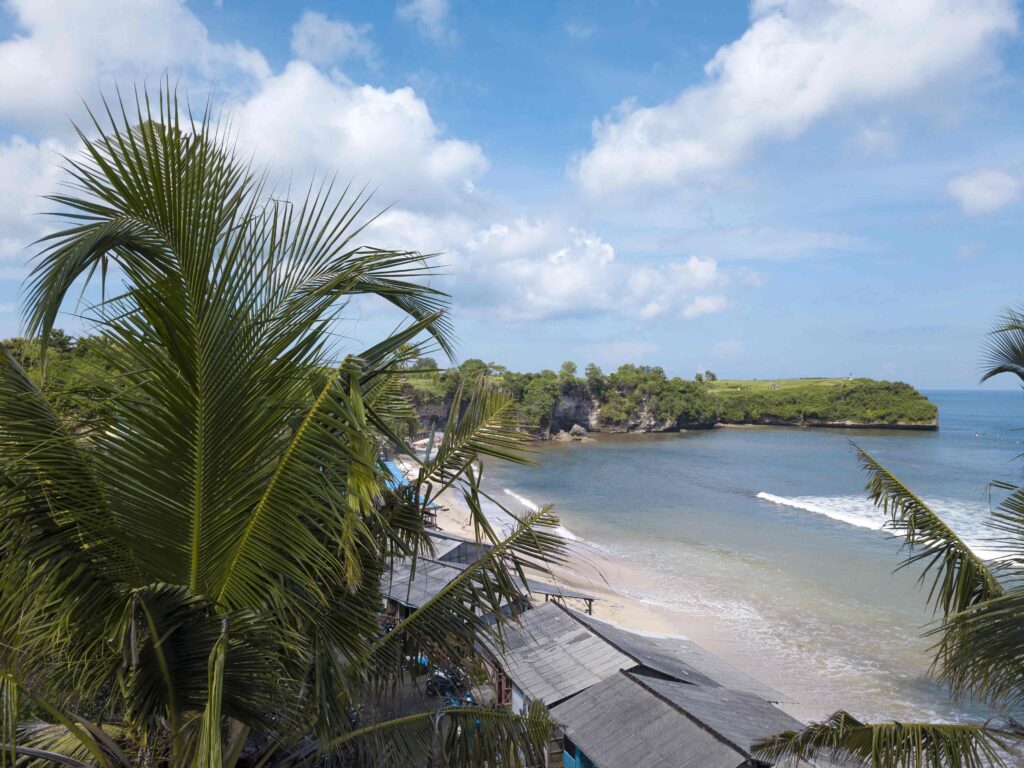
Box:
400;358;938;435
708;377;938;426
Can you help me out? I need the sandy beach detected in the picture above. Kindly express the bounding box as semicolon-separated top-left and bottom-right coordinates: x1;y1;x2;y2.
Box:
393;455;816;720
394;456;677;631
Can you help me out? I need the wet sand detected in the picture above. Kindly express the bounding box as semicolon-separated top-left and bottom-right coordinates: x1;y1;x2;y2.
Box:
393;455;816;720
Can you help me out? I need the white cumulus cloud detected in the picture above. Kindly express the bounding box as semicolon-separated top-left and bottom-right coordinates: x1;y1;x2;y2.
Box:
947;169;1021;215
575;0;1017;197
396;0;454;44
0;0;489;281
368;213;732;322
291;11;377;67
0;0;753;333
0;136;69;268
683;295;730;319
234;62;487;209
0;0;269;133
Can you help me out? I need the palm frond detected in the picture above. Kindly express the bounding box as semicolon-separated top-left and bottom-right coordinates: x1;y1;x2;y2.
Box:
982;306;1024;385
932;589;1024;711
0;343;134;580
856;445;1003;616
983;482;1024;571
0;345;133;707
0;681;116;768
116;585;284;751
196;623;227;768
314;701;553;768
417;378;532;500
753;710;1012;768
3;80;566;768
8;721;128;768
369;497;566;675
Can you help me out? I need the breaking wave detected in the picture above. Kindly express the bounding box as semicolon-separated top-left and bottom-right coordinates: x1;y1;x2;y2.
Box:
756;491;1004;561
503;487;582;542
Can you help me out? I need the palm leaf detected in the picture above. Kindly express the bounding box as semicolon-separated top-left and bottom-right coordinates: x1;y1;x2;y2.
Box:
753;710;1012;767
416;378;532;500
313;702;552;768
932;589;1024;711
369;496;565;674
195;623;227;768
3;80;566;768
7;721;129;768
982;306;1024;385
983;482;1024;571
0;345;135;708
856;445;1003;616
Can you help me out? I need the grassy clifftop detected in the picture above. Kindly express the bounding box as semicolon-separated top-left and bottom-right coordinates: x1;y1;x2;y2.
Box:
707;377;938;428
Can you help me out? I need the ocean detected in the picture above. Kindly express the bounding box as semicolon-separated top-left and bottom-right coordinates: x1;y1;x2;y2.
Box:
481;389;1024;723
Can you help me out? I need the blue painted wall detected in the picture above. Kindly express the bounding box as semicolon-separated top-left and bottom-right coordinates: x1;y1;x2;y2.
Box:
562;747;596;768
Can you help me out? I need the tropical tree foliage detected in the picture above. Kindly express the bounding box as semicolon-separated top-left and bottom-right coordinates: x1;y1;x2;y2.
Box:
0;87;564;767
403;361;937;436
755;308;1024;766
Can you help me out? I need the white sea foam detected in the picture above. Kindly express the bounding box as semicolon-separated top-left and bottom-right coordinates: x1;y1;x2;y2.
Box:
756;492;882;531
756;491;1005;561
503;487;539;512
502;488;584;543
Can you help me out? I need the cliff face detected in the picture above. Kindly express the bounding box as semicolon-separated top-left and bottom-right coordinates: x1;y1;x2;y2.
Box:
548;385;693;435
550;386;599;433
593;405;680;434
414;401;450;428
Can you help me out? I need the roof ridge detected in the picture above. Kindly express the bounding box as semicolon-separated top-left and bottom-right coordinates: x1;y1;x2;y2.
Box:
427;529;489;544
621;670;752;760
555;601;696;685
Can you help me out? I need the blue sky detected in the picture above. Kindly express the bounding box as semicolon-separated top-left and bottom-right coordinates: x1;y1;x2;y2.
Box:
1;1;1023;388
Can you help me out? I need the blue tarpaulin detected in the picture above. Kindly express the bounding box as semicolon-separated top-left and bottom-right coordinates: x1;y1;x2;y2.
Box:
383;460;440;524
384;460;407;489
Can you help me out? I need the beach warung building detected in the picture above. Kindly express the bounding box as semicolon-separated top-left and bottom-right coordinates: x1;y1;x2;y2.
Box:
479;601;804;767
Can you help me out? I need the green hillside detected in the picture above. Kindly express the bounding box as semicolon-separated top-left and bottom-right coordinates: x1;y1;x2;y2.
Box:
707;377;938;427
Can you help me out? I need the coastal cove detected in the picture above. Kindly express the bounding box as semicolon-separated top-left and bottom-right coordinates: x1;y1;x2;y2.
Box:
464;389;1023;724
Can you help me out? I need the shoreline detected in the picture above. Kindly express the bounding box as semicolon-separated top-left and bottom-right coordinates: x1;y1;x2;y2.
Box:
539;420;938;440
394;455;817;720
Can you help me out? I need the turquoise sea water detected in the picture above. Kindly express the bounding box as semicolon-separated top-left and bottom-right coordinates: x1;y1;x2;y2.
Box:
482;390;1024;722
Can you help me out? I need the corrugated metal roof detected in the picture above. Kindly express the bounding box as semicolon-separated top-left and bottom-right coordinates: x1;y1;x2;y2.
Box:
482;602;633;704
382;534;595;609
567;605;789;703
381;532;493;607
551;672;747;768
382;557;464;608
635;673;804;756
487;601;790;708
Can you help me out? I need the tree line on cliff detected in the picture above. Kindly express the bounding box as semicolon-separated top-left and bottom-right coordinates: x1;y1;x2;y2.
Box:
401;355;938;434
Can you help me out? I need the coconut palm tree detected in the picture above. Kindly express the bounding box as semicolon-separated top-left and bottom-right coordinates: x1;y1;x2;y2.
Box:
0;86;565;767
755;310;1024;767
